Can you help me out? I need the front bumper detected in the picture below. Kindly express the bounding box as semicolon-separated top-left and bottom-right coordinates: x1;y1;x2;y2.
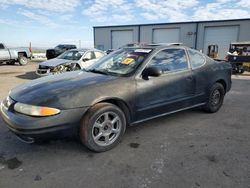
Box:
0;100;88;141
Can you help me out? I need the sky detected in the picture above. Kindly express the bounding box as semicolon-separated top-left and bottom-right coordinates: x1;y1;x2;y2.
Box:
0;0;250;48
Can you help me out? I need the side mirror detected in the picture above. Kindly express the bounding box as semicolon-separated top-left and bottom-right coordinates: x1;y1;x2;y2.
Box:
82;58;90;62
142;66;161;80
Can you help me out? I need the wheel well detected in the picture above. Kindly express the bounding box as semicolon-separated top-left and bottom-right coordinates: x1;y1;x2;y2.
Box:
76;63;81;69
97;99;131;125
216;79;227;91
18;52;27;58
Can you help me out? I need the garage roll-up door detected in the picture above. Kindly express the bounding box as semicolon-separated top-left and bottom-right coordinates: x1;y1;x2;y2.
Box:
203;26;239;59
111;30;133;49
153;28;180;44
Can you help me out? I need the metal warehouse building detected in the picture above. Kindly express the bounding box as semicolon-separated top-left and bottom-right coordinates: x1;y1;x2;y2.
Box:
93;18;250;59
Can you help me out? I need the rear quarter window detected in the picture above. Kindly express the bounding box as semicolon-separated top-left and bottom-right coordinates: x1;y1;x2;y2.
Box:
188;49;206;69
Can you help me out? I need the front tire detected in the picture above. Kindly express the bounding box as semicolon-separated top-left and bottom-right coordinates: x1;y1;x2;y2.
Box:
239;69;245;74
79;103;126;152
70;64;81;71
203;83;225;113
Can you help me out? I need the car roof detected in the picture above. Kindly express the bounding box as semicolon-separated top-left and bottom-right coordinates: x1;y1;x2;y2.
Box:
123;43;185;50
146;43;182;47
56;44;76;47
68;48;103;52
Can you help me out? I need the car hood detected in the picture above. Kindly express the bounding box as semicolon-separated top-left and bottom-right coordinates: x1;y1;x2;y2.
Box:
10;71;118;109
40;58;75;67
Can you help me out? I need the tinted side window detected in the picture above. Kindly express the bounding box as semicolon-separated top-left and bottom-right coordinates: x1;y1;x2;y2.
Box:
151;49;188;72
94;51;104;58
188;49;205;68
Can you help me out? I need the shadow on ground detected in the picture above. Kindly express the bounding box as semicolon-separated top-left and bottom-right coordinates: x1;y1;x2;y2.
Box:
234;73;250;76
0;63;20;66
16;71;39;80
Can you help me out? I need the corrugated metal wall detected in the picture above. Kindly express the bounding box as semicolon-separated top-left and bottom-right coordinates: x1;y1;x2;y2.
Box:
94;19;250;58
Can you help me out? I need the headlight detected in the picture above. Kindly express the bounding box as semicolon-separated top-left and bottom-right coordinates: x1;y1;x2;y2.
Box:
14;102;60;117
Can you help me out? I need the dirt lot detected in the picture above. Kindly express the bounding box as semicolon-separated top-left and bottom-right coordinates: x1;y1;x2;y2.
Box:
0;62;250;188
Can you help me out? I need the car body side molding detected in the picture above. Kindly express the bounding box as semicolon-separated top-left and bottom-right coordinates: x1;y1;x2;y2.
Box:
131;102;206;125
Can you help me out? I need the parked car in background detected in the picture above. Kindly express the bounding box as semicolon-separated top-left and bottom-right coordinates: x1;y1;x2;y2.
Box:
36;48;106;76
46;44;77;60
0;43;31;65
1;44;232;152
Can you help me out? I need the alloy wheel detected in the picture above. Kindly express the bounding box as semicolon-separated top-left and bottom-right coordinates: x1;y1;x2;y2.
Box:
211;89;221;106
92;111;122;146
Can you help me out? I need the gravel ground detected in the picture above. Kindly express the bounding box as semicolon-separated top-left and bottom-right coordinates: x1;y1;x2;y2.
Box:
0;62;250;188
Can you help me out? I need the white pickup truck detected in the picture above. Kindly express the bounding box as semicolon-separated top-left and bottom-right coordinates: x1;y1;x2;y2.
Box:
0;43;31;65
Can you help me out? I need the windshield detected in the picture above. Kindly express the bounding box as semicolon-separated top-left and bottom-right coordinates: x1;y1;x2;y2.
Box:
57;50;84;60
86;48;152;76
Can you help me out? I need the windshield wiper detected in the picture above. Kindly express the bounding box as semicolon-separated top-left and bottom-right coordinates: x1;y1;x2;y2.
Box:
87;69;109;75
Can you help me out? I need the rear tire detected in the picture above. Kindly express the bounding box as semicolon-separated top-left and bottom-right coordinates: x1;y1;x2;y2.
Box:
18;54;28;66
79;103;126;152
203;83;225;113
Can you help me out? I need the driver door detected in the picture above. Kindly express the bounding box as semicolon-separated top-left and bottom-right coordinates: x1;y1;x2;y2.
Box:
135;48;195;121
